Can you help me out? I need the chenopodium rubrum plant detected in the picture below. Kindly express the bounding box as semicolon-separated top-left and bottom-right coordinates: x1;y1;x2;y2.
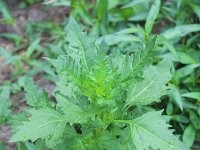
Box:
10;18;188;150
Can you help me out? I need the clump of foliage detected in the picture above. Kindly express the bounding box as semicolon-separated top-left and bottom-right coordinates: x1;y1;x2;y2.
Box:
10;18;188;150
0;0;199;149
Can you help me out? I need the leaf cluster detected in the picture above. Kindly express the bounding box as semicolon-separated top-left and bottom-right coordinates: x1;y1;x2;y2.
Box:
10;18;188;150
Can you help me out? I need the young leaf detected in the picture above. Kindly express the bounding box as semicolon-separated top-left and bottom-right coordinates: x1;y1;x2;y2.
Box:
66;17;97;69
10;109;66;142
117;36;157;82
131;39;154;77
130;111;188;150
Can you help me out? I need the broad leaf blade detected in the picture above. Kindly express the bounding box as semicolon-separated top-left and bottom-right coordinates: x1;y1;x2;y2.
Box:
126;59;172;106
130;111;188;150
10;109;66;142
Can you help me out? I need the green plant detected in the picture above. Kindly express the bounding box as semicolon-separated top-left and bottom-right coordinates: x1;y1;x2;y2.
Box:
10;18;188;150
0;0;199;149
161;0;200;25
0;0;15;25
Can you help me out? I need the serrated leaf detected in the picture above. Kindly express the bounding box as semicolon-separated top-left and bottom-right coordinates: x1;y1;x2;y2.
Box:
126;59;172;106
130;111;188;150
66;17;97;69
10;109;66;142
118;36;156;83
48;55;80;84
131;47;153;77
